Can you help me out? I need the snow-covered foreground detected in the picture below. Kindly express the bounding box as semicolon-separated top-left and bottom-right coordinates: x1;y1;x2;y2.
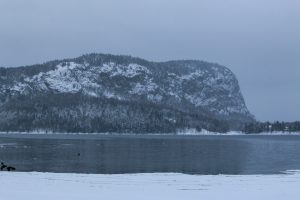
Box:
1;171;300;200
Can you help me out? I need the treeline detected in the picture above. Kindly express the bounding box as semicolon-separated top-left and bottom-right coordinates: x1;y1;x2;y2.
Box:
0;93;230;134
244;121;300;134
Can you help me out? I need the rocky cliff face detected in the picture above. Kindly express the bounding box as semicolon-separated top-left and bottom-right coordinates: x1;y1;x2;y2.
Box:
0;54;254;133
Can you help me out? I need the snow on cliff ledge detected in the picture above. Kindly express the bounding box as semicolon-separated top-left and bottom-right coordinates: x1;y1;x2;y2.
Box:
4;57;252;118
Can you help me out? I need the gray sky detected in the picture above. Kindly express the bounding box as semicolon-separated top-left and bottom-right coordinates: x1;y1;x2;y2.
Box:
0;0;299;121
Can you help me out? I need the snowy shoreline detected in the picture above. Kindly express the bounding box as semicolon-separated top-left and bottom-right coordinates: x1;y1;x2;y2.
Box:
1;171;300;200
0;130;300;136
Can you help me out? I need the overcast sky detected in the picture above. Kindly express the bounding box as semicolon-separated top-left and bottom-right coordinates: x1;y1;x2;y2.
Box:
0;0;299;121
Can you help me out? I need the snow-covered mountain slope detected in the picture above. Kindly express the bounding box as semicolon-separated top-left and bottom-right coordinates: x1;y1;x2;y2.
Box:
0;54;254;133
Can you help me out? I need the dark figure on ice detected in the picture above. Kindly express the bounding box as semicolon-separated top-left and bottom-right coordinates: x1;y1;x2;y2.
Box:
1;162;16;171
7;166;16;171
1;162;7;171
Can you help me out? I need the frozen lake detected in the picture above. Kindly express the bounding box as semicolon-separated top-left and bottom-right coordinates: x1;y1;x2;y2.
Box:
0;134;300;174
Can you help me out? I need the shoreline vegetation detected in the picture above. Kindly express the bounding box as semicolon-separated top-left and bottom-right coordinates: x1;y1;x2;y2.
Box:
0;122;299;136
0;130;299;136
243;121;300;133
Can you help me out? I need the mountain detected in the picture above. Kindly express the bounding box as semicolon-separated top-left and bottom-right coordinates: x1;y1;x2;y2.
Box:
0;53;254;133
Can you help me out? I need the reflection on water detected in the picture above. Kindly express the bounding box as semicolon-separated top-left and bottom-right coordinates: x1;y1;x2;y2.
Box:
0;135;300;174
